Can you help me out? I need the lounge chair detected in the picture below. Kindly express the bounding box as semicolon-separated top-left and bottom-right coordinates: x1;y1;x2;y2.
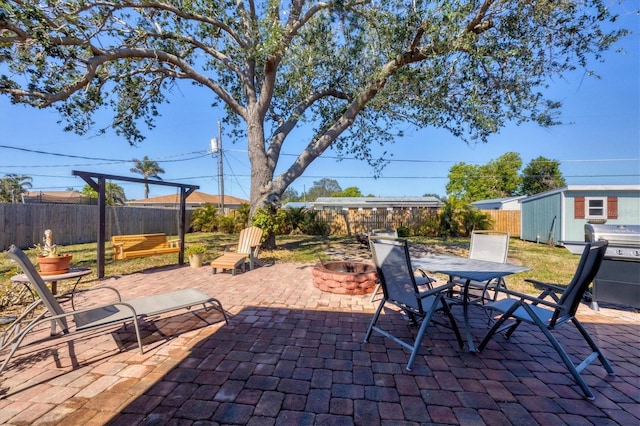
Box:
0;245;228;374
364;236;463;370
478;240;614;400
210;226;263;275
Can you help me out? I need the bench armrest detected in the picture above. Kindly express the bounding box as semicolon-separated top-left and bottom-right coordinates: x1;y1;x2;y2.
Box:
167;239;181;248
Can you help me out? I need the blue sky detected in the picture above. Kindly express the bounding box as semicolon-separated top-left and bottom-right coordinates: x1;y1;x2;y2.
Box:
1;6;638;202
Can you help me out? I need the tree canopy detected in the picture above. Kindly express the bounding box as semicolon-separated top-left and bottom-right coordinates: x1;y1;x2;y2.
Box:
446;152;566;200
0;173;32;203
81;183;127;206
521;156;567;195
130;156;165;199
0;1;626;213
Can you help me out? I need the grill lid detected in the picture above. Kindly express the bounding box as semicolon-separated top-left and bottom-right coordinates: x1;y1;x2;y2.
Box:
585;224;640;246
584;224;640;260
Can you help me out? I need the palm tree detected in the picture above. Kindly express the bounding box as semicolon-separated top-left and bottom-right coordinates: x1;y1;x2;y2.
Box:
81;183;127;206
0;174;33;203
130;156;165;198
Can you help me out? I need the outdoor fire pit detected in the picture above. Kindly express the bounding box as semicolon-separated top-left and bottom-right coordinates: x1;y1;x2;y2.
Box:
312;261;378;295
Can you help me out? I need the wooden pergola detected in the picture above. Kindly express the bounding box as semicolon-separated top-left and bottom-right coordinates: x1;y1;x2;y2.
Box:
72;170;199;278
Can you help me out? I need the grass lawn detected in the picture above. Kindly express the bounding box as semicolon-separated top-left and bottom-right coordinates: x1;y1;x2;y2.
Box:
0;233;581;313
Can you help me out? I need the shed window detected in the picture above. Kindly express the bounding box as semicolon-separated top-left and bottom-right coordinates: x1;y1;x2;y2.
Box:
585;197;606;219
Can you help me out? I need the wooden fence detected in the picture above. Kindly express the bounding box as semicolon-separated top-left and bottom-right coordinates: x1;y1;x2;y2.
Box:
0;204;191;250
314;209;520;237
1;204;521;250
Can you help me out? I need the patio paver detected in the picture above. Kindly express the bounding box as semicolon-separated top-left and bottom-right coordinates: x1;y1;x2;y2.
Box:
0;260;638;425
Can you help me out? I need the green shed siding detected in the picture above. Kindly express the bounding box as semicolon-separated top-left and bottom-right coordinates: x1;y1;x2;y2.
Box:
521;186;640;244
521;192;562;243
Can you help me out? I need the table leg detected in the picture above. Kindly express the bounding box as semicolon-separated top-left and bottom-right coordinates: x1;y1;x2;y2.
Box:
463;278;477;352
50;280;58;295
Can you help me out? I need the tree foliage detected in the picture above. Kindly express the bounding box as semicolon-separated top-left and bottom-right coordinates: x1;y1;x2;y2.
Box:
446;152;523;201
0;174;32;203
446;152;567;200
521;156;567;195
0;0;626;215
332;186;363;198
305;178;342;201
130;156;166;199
81;183;127;205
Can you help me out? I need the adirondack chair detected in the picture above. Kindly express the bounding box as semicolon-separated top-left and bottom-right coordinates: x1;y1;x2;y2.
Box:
0;245;228;375
210;226;263;276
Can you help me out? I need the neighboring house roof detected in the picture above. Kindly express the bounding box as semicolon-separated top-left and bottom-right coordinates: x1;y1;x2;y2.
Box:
127;191;248;206
520;185;640;203
312;196;442;209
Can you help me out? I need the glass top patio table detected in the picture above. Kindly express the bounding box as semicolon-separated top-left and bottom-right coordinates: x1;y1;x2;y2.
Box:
411;254;530;352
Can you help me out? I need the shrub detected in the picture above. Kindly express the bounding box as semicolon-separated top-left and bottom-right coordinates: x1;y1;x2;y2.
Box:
190;203;218;232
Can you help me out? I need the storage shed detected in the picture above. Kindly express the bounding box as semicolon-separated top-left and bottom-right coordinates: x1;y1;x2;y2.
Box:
520;185;640;244
472;195;526;211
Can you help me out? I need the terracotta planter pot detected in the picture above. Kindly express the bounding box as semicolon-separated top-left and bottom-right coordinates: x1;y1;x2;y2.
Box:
37;255;72;275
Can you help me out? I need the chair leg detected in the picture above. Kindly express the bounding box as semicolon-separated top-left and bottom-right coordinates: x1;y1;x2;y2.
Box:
571;317;615;376
364;300;385;342
370;282;381;303
406;311;433;371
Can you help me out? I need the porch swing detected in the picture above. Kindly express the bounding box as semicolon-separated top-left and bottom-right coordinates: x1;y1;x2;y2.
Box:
72;170;198;278
111;187;182;260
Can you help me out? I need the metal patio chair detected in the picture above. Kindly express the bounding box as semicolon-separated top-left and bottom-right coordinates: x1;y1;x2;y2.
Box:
1;245;228;374
368;229;433;302
451;230;511;304
364;237;463;371
478;240;614;400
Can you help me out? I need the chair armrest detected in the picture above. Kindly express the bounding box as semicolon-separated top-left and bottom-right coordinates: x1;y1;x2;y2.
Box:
525;279;566;301
418;282;454;299
113;243;124;256
220;243;237;252
167;239;181;248
495;287;563;309
525;278;565;292
68;285;123;302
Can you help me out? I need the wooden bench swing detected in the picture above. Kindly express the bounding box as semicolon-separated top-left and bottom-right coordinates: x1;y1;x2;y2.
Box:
111;233;181;260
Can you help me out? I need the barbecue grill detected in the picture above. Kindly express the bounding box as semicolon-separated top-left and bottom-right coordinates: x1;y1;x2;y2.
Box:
584;223;640;310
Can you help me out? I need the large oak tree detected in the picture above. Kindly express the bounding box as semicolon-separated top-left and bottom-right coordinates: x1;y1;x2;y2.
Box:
0;1;626;215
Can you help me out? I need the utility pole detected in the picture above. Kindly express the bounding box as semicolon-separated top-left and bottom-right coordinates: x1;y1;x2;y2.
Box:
210;120;224;212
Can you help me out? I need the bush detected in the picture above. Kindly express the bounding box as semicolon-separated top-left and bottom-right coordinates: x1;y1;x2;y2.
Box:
396;226;410;238
190;203;218;232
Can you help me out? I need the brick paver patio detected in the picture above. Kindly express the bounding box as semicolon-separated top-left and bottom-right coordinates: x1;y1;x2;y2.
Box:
0;260;638;425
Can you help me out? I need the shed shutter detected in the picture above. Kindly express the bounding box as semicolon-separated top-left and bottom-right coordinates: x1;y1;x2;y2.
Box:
575;197;585;219
607;197;618;219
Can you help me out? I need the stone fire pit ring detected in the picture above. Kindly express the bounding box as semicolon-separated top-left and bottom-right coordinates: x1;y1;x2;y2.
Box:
311;261;378;295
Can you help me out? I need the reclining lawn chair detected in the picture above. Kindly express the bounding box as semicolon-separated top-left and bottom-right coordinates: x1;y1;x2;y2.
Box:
0;245;228;375
478;240;614;400
211;226;263;275
364;236;463;371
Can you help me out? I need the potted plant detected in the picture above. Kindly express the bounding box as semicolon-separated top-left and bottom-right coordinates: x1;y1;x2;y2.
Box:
34;229;72;275
185;244;207;268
